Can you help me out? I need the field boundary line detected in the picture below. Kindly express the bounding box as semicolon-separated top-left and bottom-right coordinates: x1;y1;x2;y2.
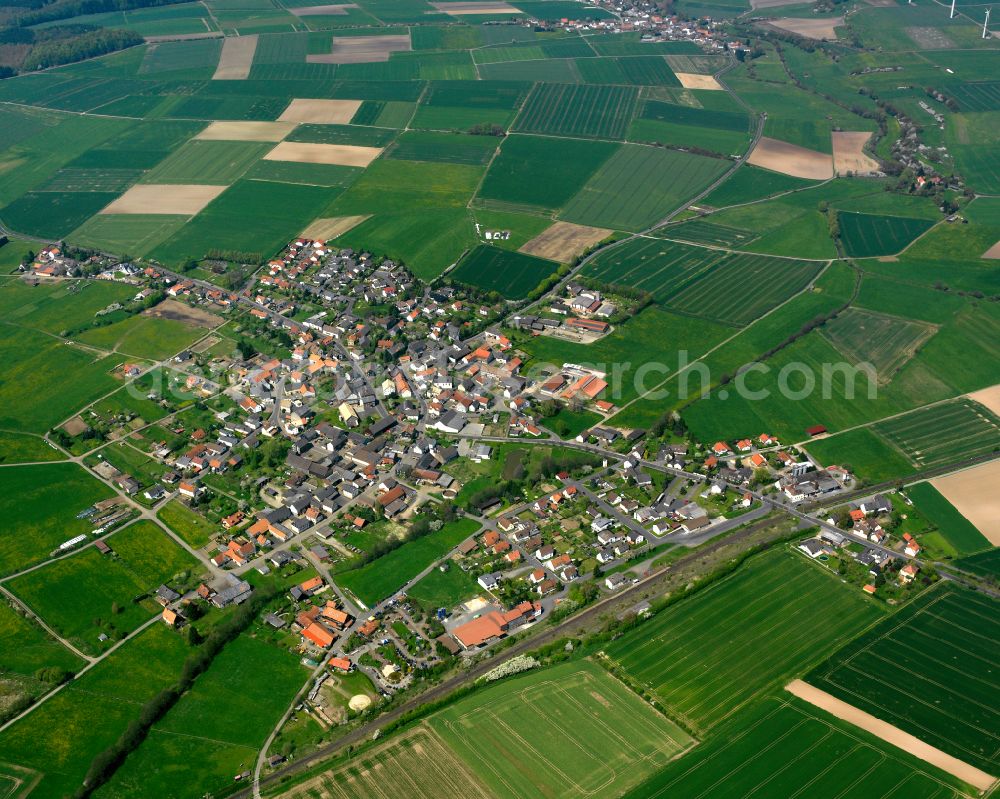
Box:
786;679;997;792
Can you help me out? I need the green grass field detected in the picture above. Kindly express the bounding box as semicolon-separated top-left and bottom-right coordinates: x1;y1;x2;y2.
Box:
406;564;480;610
6;520;198;655
0;431;64;464
336;518;479;608
806;427;917;483
622;695;969;799
429;659;693;799
449;245;560;299
157;499;216;548
142;141;270;185
820;307;937;380
874;399;1000;470
839;212;935;258
0;462;116;577
605;548;884;731
386;130;499;166
955;547;1000;580
560;144;728;232
906;481;991;556
75;313;209;360
808;582;1000;774
477;134;618;213
0;622;189;799
97;634;305;799
0;598;85;678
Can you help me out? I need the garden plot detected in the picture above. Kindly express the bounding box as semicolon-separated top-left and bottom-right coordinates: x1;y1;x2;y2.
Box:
307;33;410;63
931;459;1000;545
212;34;258;79
748;136;833;179
831;131;880;175
264;141;383;166
277;98;362;123
100;184;226;215
518;220;611;263
194;120;296;141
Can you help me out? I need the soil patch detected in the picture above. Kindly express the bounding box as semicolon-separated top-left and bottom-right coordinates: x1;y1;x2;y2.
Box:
786;680;997;791
306;33;410;64
831;131;880;175
764;16;843;39
195;120;296;142
212;34;257;80
981;240;1000;259
278;98;362;124
747;136;833;179
519;221;612;263
264;141;383;167
674;72;723;90
431;0;522;13
143;298;223;328
100;184;226;215
62;416;89;436
302;215;371;240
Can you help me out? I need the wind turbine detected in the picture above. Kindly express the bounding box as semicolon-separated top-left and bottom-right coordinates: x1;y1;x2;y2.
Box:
949;0;955;18
985;7;992;38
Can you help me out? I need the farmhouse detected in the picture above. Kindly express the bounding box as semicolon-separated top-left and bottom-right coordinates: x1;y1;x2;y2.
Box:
450;601;542;649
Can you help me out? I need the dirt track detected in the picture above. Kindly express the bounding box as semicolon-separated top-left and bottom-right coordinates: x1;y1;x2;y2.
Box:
786;680;997;791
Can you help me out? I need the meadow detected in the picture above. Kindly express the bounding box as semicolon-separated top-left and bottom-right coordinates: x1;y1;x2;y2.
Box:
157;499;217;548
385;130;498;165
874;399;1000;470
6;520;198;655
430;659;694;799
605;549;883;732
97;634;305;799
141;140;271;185
449;244;559;299
0;431;64;464
0;462;116;577
838;212;935;258
805;427;917;483
702;164;818;207
76;313;210;360
560;144;728;232
0;598;85;678
336;518;480;608
0;623;190;799
808;583;1000;774
820;307;937;379
406;563;480;609
622;696;969;799
955;548;1000;580
663;217;759;247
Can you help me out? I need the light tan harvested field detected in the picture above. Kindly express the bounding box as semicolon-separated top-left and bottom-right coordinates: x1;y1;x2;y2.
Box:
287;2;357;14
143;298;222;328
277;98;362;124
194;120;296;142
982;240;1000;259
674;72;723;90
931;457;1000;545
786;680;998;791
264;141;383;167
431;0;522;13
967;383;1000;416
302;215;371;240
748;136;833;179
100;184;226;215
765;16;844;39
212;34;257;80
307;33;410;64
519;221;612;263
831;131;880;175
